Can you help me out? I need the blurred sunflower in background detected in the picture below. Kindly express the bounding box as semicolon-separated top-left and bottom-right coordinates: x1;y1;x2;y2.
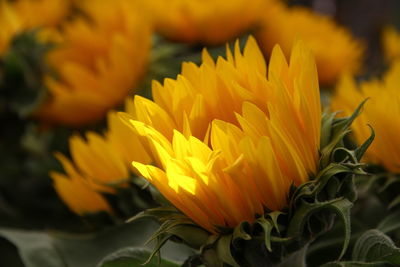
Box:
256;1;364;85
143;0;266;45
51;99;152;216
34;0;151;126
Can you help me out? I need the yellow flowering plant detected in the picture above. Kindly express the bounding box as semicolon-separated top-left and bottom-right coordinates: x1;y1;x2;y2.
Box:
4;1;400;266
115;37;373;266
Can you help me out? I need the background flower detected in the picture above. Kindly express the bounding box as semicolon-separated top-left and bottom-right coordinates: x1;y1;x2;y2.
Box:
34;0;151;126
51;100;151;215
143;0;265;44
256;2;363;85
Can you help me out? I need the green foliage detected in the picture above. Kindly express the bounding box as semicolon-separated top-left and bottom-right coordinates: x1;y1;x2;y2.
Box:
98;247;180;267
352;230;400;263
322;230;400;267
0;218;193;267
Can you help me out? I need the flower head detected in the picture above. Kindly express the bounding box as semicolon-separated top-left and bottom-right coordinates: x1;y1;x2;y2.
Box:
0;0;69;55
121;36;321;233
331;62;400;173
255;2;363;85
34;0;151;126
51;100;151;215
144;0;265;44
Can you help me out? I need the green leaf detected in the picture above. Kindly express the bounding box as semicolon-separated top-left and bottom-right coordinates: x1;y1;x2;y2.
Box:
321;261;386;267
0;218;193;267
287;198;353;259
276;243;309;267
377;210;400;234
388;196;400;210
0;229;66;267
352;229;400;264
97;247;180;267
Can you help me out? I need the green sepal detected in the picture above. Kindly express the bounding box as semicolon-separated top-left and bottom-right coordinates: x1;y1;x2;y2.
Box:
255;217;275;252
320;99;369;169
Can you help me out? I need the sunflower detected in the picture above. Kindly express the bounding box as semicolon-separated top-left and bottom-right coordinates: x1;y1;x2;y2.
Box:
119;36;321;233
34;0;151;126
0;0;69;55
144;0;265;45
51;99;151;215
331;62;400;173
255;2;363;85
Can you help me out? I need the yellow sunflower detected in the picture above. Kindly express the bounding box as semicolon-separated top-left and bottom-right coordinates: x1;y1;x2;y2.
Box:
144;0;265;45
51;99;151;215
34;0;151;126
256;2;363;85
119;36;321;233
0;0;69;55
331;61;400;173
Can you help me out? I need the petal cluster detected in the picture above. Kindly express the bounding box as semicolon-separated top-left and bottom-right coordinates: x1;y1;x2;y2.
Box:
51;101;151;215
256;2;363;85
144;0;265;44
121;37;321;233
34;0;151;126
331;62;400;173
